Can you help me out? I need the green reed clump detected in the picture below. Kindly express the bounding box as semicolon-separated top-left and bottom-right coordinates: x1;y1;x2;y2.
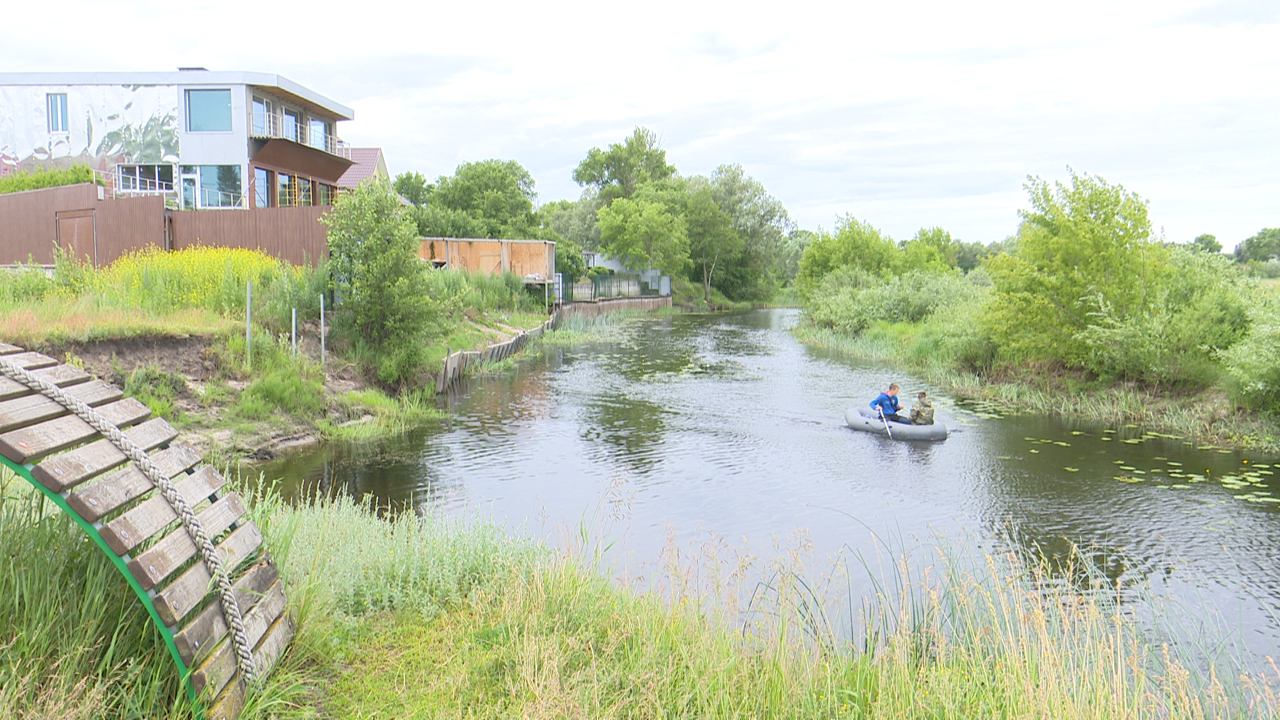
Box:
0;467;193;720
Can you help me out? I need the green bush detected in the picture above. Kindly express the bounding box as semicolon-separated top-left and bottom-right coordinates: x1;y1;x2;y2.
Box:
125;366;185;419
235;367;323;420
0;263;53;306
1219;296;1280;412
0;165;96;195
805;268;983;334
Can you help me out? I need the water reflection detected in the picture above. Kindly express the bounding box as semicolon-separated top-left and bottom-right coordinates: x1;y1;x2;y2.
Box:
255;309;1280;672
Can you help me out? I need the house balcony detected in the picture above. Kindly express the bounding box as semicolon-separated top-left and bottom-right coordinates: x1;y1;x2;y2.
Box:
248;112;346;157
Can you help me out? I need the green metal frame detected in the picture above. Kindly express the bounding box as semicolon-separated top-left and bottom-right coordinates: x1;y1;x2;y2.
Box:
0;453;204;717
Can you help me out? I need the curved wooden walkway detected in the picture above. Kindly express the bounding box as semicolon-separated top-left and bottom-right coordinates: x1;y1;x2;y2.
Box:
0;342;291;719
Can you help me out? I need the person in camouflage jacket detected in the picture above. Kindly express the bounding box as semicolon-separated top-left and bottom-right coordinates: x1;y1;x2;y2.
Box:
909;391;935;425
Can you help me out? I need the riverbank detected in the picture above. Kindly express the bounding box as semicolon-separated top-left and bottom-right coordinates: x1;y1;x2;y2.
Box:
793;322;1280;453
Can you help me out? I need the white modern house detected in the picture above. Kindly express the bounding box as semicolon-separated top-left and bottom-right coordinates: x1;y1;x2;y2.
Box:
0;69;354;209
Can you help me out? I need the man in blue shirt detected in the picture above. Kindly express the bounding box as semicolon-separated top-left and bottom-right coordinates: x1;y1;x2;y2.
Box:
870;383;905;423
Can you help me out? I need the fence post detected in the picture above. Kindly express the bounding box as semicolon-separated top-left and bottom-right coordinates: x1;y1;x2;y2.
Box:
291;308;297;358
246;282;252;371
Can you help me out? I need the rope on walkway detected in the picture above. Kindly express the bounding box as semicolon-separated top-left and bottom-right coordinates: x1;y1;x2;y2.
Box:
0;356;258;683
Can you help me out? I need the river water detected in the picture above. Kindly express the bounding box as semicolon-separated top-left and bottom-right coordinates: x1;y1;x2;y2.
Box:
261;309;1280;671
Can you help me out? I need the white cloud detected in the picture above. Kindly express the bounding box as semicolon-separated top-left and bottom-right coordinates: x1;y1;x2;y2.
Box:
5;0;1278;247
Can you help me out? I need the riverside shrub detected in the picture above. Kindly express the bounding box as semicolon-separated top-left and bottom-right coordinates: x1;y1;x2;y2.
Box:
1219;296;1280;412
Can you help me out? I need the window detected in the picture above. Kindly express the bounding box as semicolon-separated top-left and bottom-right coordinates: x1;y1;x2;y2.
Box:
278;174;295;207
186;89;232;132
316;183;332;206
252;97;273;135
309;119;329;151
118;165;174;192
297;178;312;207
47;93;68;133
254;167;272;208
195;165;242;207
282;109;300;142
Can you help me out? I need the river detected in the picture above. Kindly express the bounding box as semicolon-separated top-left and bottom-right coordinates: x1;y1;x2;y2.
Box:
261;308;1280;672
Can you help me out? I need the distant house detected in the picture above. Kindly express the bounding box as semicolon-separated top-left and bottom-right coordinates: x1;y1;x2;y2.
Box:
0;69;357;266
0;69;354;209
335;148;390;191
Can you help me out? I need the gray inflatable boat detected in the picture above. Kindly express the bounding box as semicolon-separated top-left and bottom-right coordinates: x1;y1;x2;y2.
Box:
846;406;948;441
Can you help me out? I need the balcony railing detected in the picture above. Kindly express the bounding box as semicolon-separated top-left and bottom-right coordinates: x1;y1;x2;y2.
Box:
248;112;344;155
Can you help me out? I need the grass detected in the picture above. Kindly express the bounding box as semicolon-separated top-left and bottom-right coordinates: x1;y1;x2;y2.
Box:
245;488;1278;719
4;464;1276;719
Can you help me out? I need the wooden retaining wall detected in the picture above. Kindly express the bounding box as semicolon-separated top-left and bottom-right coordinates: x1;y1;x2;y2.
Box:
434;295;671;393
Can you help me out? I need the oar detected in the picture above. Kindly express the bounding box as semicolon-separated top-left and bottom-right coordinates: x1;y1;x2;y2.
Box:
878;406;894;439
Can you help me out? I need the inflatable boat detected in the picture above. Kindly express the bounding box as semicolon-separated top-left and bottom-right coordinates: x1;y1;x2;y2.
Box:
845;406;948;441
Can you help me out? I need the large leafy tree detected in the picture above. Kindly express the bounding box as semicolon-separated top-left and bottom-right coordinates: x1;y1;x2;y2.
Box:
596;197;689;276
1234;228;1280;263
985;170;1166;366
796;216;898;297
573;127;676;202
413;159;540;239
704;165;793;300
393;171;432;207
1192;233;1222;254
541;195;603;251
684;185;742;302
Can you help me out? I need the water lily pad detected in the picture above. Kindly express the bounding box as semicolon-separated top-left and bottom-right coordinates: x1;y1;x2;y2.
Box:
1122;439;1142;445
1119;466;1137;471
1101;437;1113;442
1064;467;1079;472
1166;461;1182;467
1029;449;1040;454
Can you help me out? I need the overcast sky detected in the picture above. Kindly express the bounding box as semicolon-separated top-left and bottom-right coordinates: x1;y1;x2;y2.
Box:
7;0;1278;248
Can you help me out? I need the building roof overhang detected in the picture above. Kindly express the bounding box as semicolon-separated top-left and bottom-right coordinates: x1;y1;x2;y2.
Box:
251;138;354;183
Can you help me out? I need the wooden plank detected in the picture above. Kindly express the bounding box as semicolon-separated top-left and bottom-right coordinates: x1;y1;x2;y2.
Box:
32;417;176;492
0;351;58;370
68;443;201;522
0;342;22;355
0;380;122;433
206;679;246;720
0;364;92;402
173;564;281;664
0;398;151;464
193;604;294;698
99;466;227;554
156;552;275;627
127;494;248;590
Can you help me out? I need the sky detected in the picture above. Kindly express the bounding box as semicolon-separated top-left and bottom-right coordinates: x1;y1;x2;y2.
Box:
6;0;1278;249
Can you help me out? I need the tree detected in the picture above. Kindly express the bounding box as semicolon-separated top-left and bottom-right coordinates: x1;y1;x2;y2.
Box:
703;165;793;301
1235;228;1280;263
393;171;432;207
321;180;440;385
596;198;689;276
573;127;676;202
985;170;1166;367
1192;233;1222;254
554;235;587;283
541;195;603;251
796;216;898;297
411;159;541;240
684;186;742;302
906;227;958;267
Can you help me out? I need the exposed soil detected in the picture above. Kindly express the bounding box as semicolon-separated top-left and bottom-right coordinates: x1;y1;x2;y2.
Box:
32;334;370;462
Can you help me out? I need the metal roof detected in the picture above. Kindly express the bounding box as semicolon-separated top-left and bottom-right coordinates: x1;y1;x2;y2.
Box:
0;70;354;120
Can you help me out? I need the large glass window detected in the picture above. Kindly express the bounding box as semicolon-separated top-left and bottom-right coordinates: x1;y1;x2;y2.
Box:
278;174;295;207
252;97;273;135
297;178;312;207
316;183;332;206
254;167;272;208
197;165;242;207
309;119;329;151
47;93;68;133
118;165;174;192
282;109;300;142
186;89;233;132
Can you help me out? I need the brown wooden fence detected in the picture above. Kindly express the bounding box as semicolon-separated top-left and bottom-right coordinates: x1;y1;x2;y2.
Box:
171;206;329;266
0;184;165;266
